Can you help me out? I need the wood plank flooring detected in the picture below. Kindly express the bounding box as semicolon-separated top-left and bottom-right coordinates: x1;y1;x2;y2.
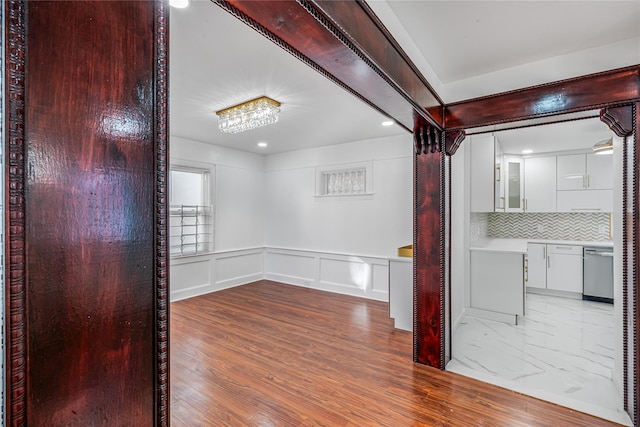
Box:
170;280;622;426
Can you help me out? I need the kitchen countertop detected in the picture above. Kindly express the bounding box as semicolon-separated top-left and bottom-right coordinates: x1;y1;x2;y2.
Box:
469;238;613;254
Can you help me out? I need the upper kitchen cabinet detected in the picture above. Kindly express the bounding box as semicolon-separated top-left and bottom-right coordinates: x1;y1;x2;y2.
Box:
586;153;613;190
556;152;613;212
557;153;613;190
523;156;556;212
470;135;504;213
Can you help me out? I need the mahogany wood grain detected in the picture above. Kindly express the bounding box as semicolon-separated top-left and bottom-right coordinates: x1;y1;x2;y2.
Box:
171;281;621;426
15;1;163;424
311;0;444;124
414;152;444;368
445;66;640;130
634;103;640;427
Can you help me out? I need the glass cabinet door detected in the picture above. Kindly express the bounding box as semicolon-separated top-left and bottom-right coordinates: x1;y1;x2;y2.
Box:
505;156;524;212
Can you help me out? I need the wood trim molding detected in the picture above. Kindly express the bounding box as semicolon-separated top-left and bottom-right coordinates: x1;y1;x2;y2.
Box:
600;105;634;137
5;1;27;424
153;0;170;424
444;130;466;156
413;114;442;155
445;66;640;130
633;103;639;426
310;0;444;126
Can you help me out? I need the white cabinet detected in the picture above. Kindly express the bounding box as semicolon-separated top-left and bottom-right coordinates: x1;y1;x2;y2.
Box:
547;244;583;293
556;189;613;212
389;259;413;331
470;135;504;213
526;243;583;294
586;153;613;190
504;156;524;212
557;154;587;190
524;156;556;212
525;243;547;289
494;141;505;211
556;152;613;212
470;250;524;316
470;135;497;213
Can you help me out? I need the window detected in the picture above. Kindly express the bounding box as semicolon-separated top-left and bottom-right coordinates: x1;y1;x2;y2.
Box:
170;166;214;256
315;161;373;197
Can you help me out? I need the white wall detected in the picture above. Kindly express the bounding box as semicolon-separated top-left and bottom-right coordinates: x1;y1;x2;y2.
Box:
169;136;265;300
263;134;413;300
264;135;413;257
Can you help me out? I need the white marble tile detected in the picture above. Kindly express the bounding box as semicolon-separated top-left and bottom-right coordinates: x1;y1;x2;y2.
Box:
448;294;632;426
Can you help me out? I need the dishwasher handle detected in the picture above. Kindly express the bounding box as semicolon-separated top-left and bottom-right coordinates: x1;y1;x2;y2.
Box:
585;249;613;256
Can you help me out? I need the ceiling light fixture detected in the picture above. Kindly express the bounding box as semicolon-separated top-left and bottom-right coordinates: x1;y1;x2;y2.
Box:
216;96;281;134
522;149;533;154
169;0;189;8
382;120;394;127
593;137;613;155
257;142;268;148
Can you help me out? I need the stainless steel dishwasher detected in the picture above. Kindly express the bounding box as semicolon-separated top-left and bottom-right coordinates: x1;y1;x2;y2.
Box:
583;246;614;303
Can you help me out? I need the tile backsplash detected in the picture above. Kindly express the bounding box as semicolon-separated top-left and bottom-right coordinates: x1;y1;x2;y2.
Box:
483;212;611;242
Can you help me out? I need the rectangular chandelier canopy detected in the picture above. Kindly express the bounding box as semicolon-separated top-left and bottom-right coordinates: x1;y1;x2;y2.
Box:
216;96;281;134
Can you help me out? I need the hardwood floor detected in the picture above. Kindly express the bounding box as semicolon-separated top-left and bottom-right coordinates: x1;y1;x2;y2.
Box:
171;280;622;426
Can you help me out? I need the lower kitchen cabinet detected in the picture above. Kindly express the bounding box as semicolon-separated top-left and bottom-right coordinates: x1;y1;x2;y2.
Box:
547;244;583;293
526;243;583;294
470;250;524;317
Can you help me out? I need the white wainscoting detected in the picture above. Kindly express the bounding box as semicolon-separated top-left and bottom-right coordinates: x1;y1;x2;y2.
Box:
264;247;389;301
170;248;263;302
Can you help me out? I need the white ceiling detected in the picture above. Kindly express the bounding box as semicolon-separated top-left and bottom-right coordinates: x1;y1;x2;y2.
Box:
169;0;640;155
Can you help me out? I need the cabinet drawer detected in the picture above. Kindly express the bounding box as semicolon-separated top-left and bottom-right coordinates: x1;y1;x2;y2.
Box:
547;244;582;255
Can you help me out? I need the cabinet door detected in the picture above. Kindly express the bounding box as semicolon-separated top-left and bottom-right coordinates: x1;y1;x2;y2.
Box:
547;248;583;293
526;243;547;289
494;140;505;212
524;156;556;212
586;152;613;190
504;156;524;212
556;189;613;212
470;135;495;213
557;154;586;190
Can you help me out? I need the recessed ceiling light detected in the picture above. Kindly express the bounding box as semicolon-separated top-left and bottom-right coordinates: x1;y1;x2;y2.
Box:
169;0;189;8
522;149;533;154
382;120;394;127
257;142;268;148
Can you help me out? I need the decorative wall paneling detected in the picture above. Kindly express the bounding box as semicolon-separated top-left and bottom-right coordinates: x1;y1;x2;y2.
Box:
264;247;389;301
216;0;444;131
170;248;264;302
4;0;169;425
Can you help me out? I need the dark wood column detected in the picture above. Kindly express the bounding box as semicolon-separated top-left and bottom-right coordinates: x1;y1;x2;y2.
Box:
413;117;444;367
5;1;169;425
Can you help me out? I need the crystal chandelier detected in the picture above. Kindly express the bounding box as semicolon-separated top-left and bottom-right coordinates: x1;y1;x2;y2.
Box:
216;96;281;134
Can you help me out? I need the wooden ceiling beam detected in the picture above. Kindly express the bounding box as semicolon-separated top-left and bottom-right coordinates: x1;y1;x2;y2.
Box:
217;0;444;131
445;66;640;130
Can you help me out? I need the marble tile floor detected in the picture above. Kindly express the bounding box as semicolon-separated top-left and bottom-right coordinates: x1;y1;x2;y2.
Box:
447;294;632;426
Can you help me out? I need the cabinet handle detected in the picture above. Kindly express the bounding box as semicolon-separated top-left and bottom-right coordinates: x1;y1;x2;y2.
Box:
496;165;501;182
547;255;551;269
500;196;505;210
524;258;529;282
571;208;601;211
587;174;591;188
543;246;546;260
